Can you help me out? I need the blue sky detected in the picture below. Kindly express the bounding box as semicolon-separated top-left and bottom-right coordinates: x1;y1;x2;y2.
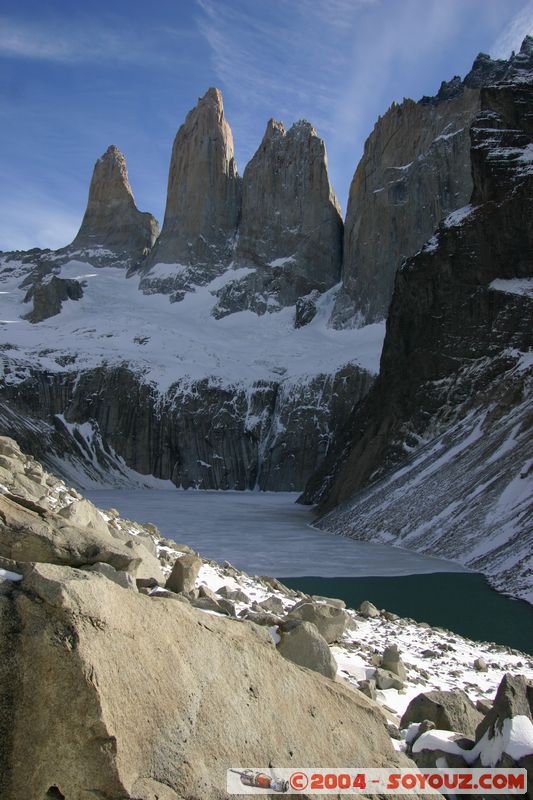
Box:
0;0;532;251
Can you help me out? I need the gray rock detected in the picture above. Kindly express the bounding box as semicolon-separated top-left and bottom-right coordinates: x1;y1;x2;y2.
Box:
358;679;377;700
24;277;83;323
287;601;347;643
311;595;346;609
375;668;404;690
165;554;202;594
295;291;320;328
243;610;283;627
217;584;250;604
0;494;140;574
359;600;380;618
474;657;488;672
381;644;407;681
83;562;137;591
400;689;483;738
476;673;533;744
277;620;337;679
258;595;285;614
0;561;409;799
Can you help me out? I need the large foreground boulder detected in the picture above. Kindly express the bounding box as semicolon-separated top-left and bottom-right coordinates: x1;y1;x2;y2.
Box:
0;563;415;799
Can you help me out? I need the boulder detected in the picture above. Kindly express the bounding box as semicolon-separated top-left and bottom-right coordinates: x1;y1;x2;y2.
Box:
411;730;472;769
56;498;110;537
277;619;338;679
0;494;140;573
0;563;414;799
359;600;380;618
474;657;488;672
358;679;377;700
165;554;202;593
475;673;533;743
257;594;285;614
401;689;483;738
287;601;347;643
375;668;404;690
380;644;407;681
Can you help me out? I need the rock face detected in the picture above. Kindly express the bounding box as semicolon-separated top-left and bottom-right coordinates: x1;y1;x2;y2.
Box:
330;47;521;328
303;43;533;601
213;119;342;317
71;145;159;262
140;88;241;298
0;562;408;799
23;276;83;323
0;362;372;492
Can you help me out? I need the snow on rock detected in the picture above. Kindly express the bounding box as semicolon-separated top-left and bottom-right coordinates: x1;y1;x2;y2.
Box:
489;277;533;297
469;715;533;766
0;255;385;391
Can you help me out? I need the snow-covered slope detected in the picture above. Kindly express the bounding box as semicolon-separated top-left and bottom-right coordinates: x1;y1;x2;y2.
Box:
316;354;533;603
0;250;383;491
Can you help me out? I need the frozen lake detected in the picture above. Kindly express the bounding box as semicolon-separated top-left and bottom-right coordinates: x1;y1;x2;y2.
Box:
85;489;467;578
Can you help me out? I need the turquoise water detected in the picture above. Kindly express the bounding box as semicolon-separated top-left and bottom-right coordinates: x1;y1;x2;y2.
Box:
283;574;533;655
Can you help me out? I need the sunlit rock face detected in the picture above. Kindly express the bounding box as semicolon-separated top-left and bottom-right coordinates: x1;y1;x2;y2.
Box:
212;118;343;318
330;47;519;329
303;47;533;601
71;144;159;262
139;88;242;299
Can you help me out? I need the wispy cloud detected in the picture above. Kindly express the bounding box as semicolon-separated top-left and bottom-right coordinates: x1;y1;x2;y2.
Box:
194;0;480;209
491;0;533;58
0;15;190;66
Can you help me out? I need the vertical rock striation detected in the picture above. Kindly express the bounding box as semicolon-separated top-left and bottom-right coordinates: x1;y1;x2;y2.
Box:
212;119;342;317
330;50;515;328
71;145;159;262
140;88;241;298
302;43;533;598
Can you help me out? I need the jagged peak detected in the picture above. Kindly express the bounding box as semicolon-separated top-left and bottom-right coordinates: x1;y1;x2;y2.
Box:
197;86;224;110
288;119;318;138
263;118;286;142
88;144;135;205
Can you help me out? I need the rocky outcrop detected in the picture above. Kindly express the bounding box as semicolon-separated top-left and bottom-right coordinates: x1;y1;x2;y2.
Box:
0;362;372;491
140;88;241;299
71;145;159;262
0;562;410;799
213;119;342;317
303;51;533;601
331;43;529;328
23;276;83;322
